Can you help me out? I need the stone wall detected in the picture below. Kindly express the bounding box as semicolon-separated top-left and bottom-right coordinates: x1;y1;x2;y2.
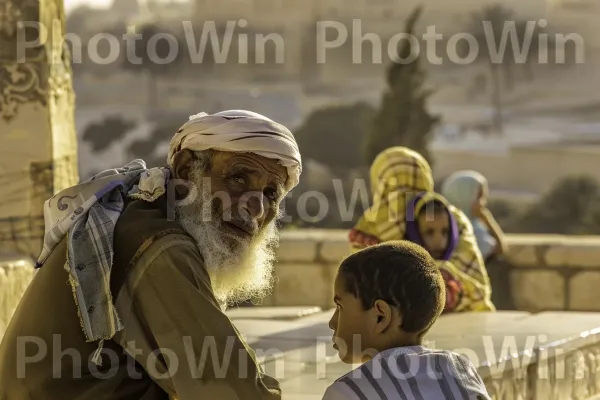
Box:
0;257;35;339
261;230;600;312
2;231;600;340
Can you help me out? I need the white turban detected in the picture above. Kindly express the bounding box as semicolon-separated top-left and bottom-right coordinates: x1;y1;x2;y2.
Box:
168;110;302;191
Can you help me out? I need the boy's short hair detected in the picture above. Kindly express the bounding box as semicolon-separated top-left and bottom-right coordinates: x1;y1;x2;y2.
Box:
339;240;445;335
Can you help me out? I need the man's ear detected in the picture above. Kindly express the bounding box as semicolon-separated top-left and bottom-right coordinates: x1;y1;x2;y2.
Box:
372;299;394;334
171;149;195;181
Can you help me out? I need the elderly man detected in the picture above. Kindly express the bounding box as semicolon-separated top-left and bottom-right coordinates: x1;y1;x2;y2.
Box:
0;110;301;399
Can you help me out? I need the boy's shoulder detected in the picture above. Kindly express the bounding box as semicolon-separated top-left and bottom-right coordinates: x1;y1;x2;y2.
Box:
324;347;490;400
333;346;449;381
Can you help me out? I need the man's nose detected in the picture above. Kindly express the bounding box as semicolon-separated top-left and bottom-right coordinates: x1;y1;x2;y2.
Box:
240;191;267;221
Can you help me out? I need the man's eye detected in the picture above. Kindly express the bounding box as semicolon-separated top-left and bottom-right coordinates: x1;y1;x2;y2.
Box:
264;188;279;201
230;175;246;185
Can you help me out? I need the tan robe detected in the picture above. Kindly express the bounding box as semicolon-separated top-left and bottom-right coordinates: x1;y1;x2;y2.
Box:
0;196;280;399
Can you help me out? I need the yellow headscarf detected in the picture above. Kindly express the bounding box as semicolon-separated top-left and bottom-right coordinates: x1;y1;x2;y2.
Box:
353;147;434;242
350;146;495;312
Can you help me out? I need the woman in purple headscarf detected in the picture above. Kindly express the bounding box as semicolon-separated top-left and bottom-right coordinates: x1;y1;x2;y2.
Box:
404;192;464;312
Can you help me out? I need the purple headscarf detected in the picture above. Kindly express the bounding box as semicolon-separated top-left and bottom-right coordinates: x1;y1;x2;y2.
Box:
405;192;459;261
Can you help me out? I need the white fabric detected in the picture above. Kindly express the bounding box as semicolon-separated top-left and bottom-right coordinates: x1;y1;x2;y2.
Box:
168;110;302;191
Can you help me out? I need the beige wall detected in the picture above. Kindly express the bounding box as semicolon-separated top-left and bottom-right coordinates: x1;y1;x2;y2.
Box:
0;258;35;340
258;230;600;312
3;229;600;343
3;230;600;341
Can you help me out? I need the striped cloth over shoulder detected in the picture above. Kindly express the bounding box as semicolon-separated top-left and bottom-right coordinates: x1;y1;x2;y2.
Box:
322;346;491;400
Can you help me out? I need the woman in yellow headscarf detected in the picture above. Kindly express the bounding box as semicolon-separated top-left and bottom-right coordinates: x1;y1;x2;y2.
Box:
349;147;495;312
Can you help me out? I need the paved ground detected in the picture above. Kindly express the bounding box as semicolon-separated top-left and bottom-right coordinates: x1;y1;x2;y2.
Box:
227;307;600;399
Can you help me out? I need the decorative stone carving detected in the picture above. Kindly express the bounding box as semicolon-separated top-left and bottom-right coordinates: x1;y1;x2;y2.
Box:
533;343;600;400
0;0;74;122
0;0;44;121
0;1;23;38
0;0;78;256
587;349;600;395
484;368;529;400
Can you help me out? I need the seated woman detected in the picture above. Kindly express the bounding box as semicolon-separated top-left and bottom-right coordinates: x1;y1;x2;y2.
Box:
349;147;495;312
440;170;507;264
441;170;511;309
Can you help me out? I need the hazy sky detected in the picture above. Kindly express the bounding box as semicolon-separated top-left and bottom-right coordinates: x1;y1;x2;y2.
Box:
64;0;113;13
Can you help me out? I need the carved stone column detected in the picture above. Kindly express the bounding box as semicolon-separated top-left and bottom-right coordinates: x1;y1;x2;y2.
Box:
0;0;78;257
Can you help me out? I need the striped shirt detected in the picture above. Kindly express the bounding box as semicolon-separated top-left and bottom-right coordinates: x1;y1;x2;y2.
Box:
322;346;490;400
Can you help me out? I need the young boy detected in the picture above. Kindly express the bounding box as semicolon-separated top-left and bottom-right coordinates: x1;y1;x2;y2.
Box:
323;241;490;400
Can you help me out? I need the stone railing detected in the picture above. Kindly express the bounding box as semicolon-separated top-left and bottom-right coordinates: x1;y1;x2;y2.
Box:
262;230;600;312
2;231;600;339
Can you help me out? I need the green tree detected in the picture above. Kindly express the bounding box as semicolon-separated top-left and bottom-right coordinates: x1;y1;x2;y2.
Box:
365;6;440;165
295;102;375;170
487;199;522;231
518;175;600;234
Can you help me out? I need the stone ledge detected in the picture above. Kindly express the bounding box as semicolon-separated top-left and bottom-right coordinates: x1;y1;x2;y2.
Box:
226;306;322;321
4;231;600;335
238;311;600;399
319;235;350;264
276;232;600;270
0;258;35;340
275;230;343;263
270;231;600;312
500;235;600;268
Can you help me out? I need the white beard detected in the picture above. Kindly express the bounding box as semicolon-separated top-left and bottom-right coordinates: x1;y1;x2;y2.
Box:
175;166;279;308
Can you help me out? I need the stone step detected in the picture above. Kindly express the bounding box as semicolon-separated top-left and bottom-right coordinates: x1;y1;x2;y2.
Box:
226;306;322;321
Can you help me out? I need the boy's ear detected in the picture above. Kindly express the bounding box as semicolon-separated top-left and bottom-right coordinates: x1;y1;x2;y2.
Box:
372;299;394;334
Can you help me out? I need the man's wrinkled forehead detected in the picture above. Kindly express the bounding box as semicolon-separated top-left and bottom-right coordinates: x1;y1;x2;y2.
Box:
213;151;288;186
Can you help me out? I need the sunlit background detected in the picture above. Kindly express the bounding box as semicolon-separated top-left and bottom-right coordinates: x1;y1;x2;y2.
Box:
64;0;600;234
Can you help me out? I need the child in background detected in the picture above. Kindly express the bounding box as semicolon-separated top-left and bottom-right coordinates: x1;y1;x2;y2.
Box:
405;192;458;261
322;241;490;400
404;192;464;312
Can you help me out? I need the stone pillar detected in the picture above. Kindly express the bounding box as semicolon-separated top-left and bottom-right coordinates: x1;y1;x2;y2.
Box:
0;0;78;258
